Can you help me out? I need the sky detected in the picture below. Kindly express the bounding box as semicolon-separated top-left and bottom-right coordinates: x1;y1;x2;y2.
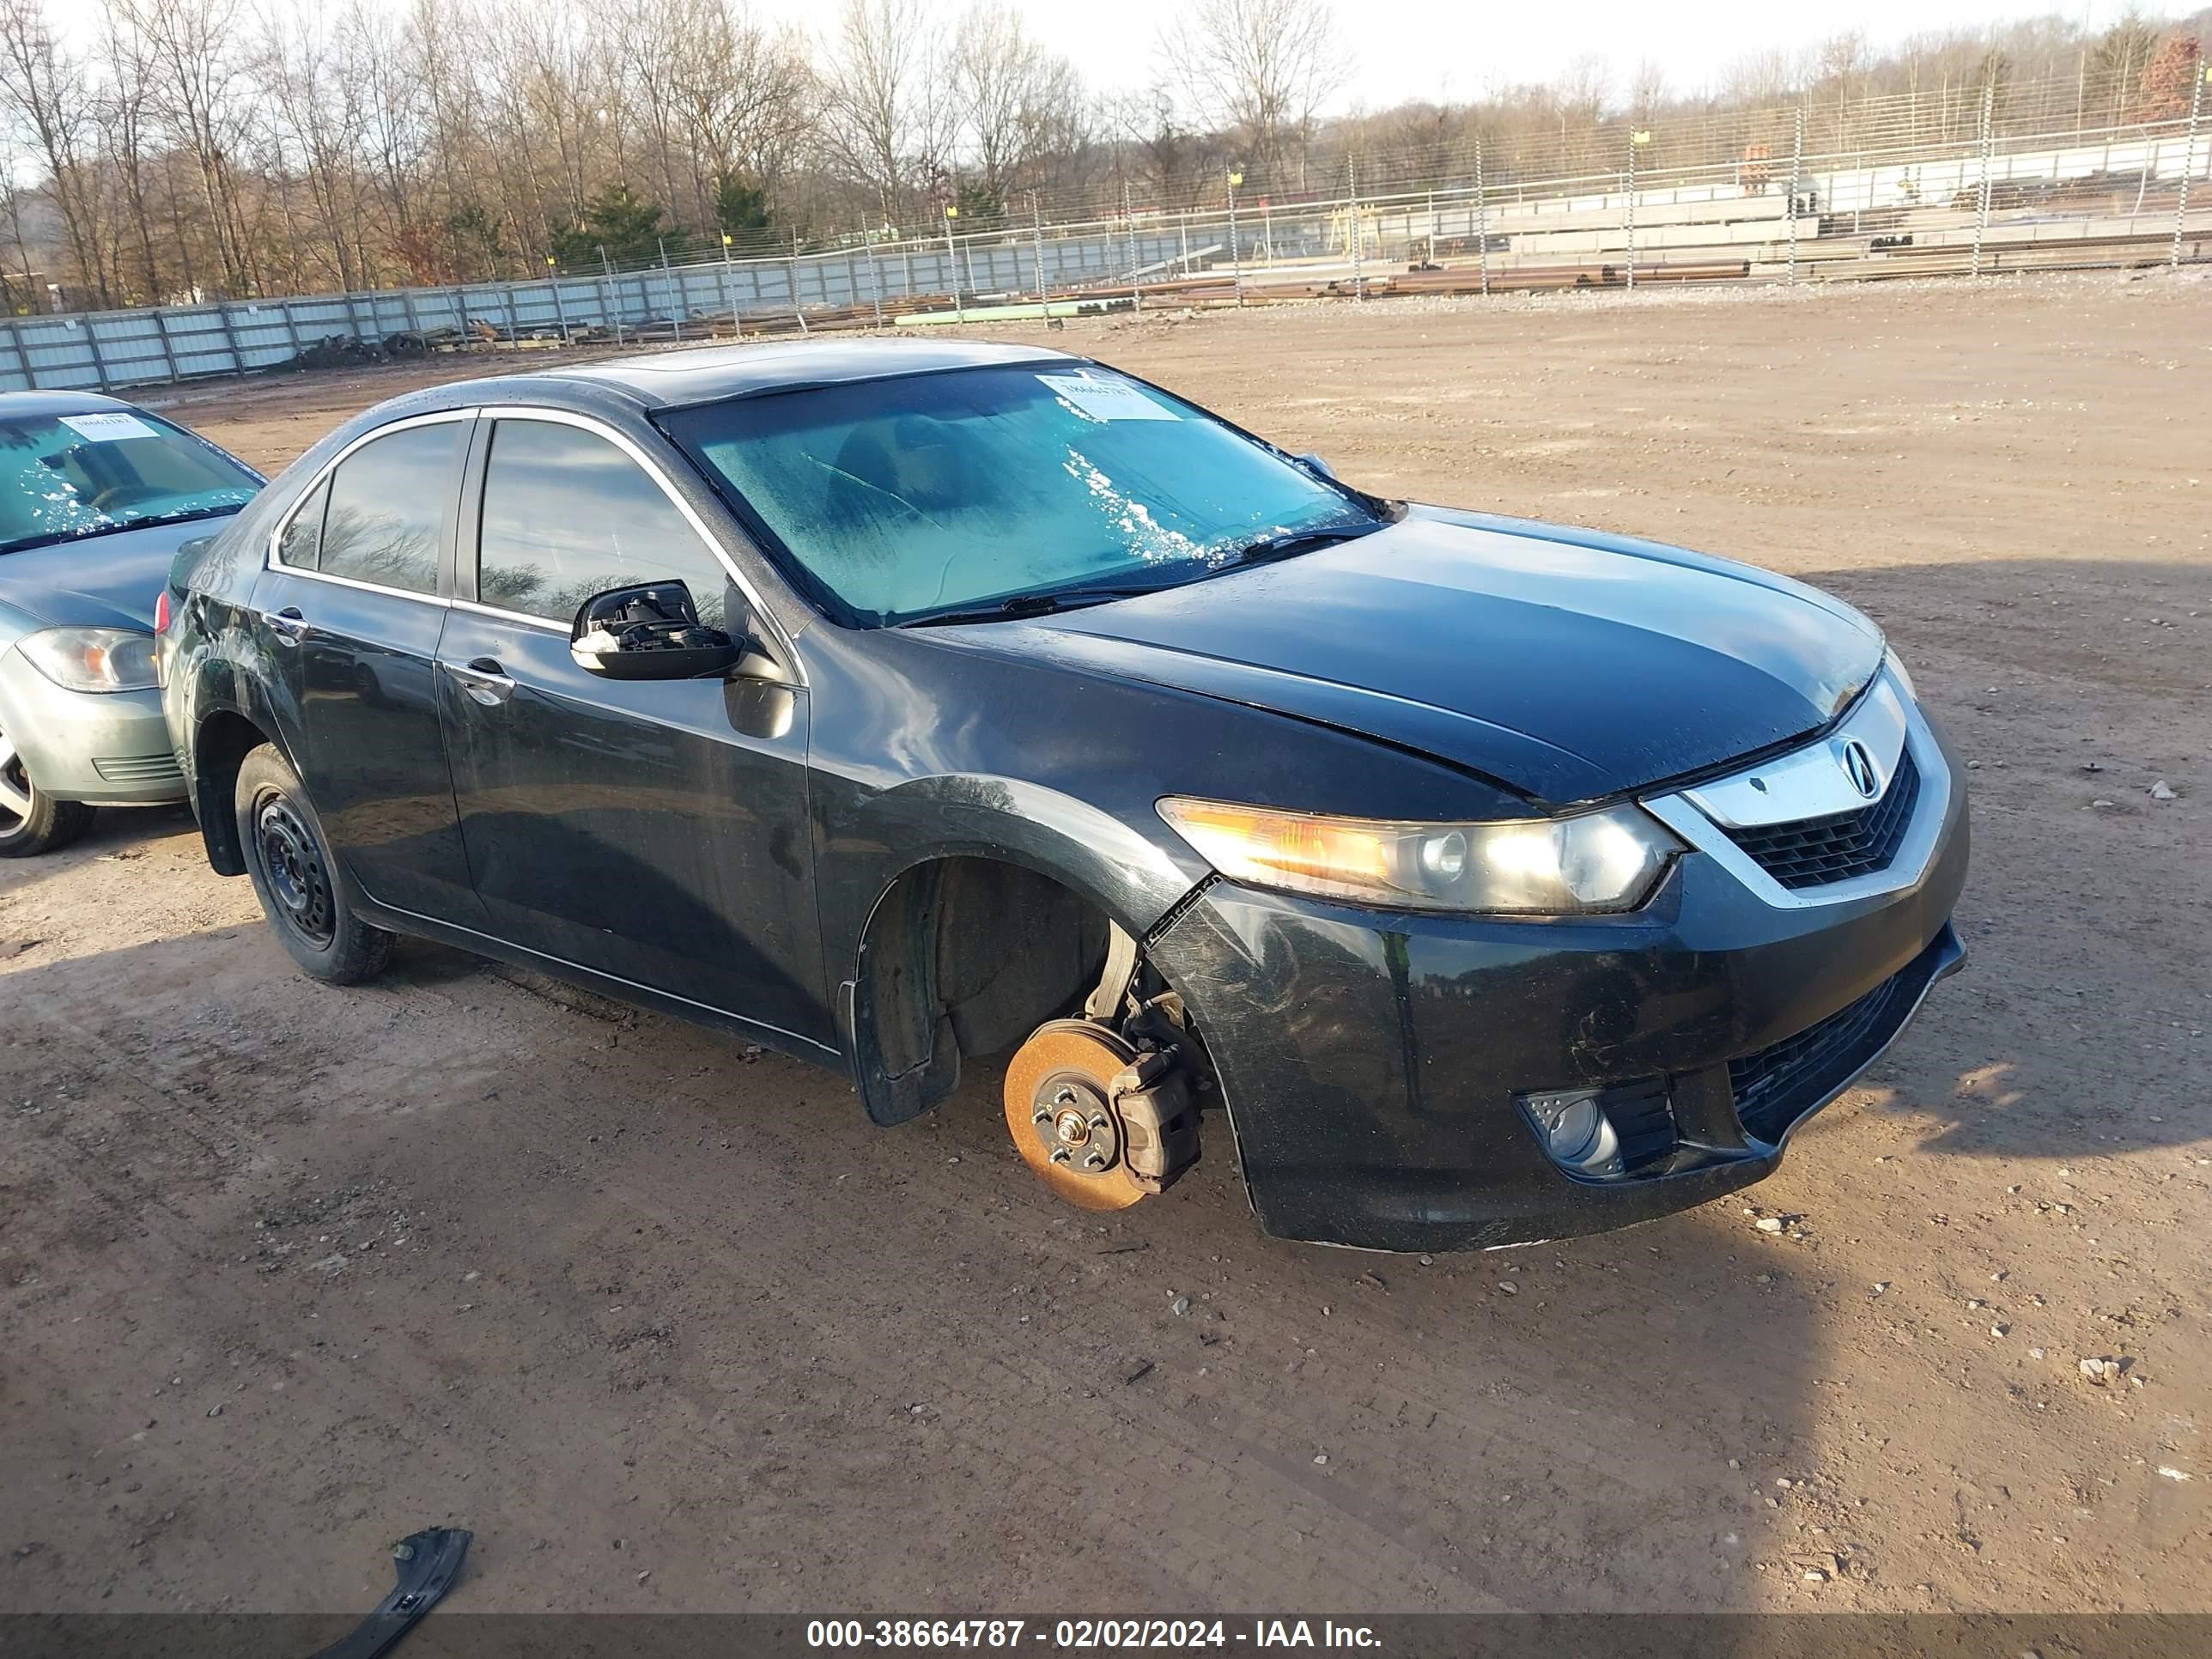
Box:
755;0;2198;112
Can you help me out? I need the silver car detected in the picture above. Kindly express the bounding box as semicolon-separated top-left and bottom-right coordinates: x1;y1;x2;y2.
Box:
0;391;262;855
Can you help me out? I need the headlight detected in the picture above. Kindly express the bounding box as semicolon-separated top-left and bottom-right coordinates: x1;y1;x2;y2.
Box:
1157;797;1680;915
15;627;159;693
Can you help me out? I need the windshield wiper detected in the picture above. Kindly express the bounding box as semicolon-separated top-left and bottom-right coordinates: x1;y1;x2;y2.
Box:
1220;522;1383;568
902;585;1166;628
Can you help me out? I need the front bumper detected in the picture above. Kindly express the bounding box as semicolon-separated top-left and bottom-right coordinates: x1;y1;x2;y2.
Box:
1148;700;1969;1254
0;648;185;806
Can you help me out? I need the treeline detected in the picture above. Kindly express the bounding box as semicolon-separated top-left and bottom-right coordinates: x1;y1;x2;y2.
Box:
0;0;2205;313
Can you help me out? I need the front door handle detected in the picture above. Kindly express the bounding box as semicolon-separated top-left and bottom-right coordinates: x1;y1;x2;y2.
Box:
264;605;305;646
446;657;517;707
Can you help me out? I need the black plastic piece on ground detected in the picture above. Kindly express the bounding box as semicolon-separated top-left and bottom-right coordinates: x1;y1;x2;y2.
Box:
307;1528;471;1659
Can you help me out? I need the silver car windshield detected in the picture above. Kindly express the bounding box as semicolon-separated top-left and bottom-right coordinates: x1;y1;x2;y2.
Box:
662;366;1377;625
0;410;258;555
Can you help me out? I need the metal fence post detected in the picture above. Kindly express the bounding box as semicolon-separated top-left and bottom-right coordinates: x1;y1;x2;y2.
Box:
1031;192;1047;302
1124;181;1140;313
1348;157;1364;300
1972;78;1996;276
151;306;180;381
1475;136;1490;296
2175;64;2209;269
1626;132;1638;291
860;224;884;326
1787;106;1807;286
3;318;33;389
82;319;113;390
1227;170;1243;304
659;239;683;342
944;210;964;323
213;300;245;375
547;263;568;342
599;247;623;347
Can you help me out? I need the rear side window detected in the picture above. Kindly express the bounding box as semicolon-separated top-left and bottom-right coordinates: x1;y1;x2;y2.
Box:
476;419;726;627
277;477;329;570
317;422;462;596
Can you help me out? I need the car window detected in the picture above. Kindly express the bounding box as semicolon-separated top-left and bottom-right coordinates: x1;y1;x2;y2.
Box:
317;423;460;596
0;408;258;556
476;419;726;628
659;365;1373;625
277;477;330;570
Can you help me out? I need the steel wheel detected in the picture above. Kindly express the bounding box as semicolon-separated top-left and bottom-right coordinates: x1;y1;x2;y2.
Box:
253;789;336;945
1002;1019;1152;1211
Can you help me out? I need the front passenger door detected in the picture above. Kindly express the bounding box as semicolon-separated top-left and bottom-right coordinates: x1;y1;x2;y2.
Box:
436;412;830;1047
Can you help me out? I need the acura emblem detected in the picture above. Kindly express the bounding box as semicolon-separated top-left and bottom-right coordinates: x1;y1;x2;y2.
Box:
1840;738;1882;799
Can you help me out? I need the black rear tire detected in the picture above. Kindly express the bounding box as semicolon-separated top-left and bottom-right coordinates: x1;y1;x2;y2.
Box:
234;743;392;984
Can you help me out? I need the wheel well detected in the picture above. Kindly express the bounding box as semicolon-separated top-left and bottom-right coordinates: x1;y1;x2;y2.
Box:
193;710;271;876
852;857;1112;1127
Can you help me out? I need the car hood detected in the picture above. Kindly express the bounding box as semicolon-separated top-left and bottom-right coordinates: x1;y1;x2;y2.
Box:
0;515;236;631
981;508;1886;805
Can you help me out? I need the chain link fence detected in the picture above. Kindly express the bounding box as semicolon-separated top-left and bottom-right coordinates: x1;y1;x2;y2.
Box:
5;74;2206;397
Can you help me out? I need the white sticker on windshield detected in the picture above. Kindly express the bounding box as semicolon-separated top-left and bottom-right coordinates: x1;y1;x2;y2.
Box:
1038;374;1178;423
59;411;159;443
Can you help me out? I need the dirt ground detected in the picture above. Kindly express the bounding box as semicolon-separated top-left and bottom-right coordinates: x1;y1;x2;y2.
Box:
3;271;2208;1618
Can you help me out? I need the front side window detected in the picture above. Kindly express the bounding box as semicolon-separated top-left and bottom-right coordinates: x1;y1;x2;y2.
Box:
0;408;258;556
317;423;461;596
476;420;726;627
659;365;1375;625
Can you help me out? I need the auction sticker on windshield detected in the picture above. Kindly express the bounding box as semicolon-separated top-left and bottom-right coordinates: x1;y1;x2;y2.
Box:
59;412;161;443
1037;374;1177;422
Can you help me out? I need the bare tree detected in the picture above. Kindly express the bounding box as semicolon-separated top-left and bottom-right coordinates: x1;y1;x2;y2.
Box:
819;0;943;218
1158;0;1345;191
0;0;106;306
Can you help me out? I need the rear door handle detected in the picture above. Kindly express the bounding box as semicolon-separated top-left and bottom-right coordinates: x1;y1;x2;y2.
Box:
446;656;517;707
264;605;305;646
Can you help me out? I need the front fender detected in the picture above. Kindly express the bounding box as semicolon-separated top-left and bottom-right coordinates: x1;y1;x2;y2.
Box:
820;773;1206;998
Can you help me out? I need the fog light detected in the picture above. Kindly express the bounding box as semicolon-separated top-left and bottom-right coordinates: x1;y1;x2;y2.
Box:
1519;1088;1625;1177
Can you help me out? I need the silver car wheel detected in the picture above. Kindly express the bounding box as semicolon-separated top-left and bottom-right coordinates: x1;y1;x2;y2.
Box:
0;721;33;832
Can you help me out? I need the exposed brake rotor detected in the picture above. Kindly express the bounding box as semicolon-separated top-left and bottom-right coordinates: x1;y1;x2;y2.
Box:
1002;1020;1156;1211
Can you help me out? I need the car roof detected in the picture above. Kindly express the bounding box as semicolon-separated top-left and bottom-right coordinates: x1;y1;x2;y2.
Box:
469;337;1079;411
0;389;144;418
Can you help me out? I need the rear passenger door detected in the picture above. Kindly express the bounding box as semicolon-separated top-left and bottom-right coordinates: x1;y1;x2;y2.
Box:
251;412;486;925
435;410;827;1046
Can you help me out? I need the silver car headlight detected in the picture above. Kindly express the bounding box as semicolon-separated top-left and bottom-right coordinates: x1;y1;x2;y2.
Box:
1157;797;1680;915
15;627;159;693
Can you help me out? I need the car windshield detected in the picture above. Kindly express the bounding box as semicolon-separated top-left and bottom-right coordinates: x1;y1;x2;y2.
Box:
660;364;1379;625
0;409;258;555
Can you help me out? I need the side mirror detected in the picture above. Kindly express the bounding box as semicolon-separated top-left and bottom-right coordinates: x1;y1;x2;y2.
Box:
569;580;740;681
1293;452;1338;483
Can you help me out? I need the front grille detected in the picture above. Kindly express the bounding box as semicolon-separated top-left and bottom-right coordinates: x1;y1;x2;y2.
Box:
93;753;184;784
1729;969;1917;1145
1723;749;1921;890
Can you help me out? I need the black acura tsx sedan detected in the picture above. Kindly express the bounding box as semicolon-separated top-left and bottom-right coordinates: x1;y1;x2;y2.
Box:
161;340;1966;1253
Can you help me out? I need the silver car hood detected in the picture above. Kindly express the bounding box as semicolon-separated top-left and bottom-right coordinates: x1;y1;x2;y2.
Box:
0;514;240;632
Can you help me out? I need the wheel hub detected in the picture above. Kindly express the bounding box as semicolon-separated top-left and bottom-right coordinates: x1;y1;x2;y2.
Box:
1031;1073;1121;1173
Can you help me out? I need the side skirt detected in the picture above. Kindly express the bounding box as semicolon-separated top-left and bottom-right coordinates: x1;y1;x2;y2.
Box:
356;896;847;1073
